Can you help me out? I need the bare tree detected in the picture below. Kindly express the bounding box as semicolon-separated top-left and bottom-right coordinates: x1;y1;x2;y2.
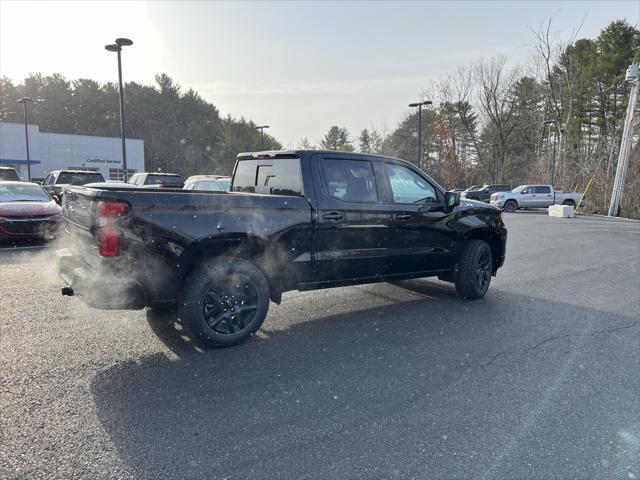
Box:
474;56;520;182
531;17;583;186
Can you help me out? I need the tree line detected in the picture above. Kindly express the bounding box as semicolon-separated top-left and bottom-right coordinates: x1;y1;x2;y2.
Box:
0;73;281;176
0;19;638;217
308;20;639;218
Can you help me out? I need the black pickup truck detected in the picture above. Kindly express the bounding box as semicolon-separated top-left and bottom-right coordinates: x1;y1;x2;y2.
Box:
59;150;507;347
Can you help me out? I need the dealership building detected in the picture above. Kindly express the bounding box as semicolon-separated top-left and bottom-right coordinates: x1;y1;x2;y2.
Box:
0;122;144;182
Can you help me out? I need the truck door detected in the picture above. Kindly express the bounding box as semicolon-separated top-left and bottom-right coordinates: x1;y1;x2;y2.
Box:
375;161;454;274
534;186;553;206
311;154;393;283
518;186;536;207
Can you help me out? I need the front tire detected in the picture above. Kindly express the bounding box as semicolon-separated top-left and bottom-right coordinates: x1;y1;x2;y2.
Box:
178;257;270;347
503;200;517;213
455;240;493;300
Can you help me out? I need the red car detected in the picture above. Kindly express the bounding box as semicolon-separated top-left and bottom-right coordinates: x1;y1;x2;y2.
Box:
0;181;63;241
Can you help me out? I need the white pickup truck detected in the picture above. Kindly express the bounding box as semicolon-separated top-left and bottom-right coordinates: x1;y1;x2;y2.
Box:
490;185;581;212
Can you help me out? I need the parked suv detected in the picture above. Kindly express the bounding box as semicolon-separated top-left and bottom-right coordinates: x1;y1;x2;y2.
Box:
183;175;231;191
461;184;511;203
128;172;184;188
42;170;105;199
0;167;21;181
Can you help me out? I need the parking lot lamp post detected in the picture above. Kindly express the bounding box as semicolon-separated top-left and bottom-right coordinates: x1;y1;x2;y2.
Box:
16;97;33;181
491;143;499;183
105;38;133;182
255;125;270;150
543;119;556;185
408;100;433;167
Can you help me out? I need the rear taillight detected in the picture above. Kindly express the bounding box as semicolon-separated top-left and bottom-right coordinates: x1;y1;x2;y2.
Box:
96;201;129;256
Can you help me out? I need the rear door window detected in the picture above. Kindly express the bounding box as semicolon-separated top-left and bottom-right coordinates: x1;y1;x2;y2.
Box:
535;186;551;194
320;158;378;203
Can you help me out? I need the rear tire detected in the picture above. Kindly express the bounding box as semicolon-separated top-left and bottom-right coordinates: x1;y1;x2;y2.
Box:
562;199;576;208
455;240;493;300
178;257;270;348
503;200;517;213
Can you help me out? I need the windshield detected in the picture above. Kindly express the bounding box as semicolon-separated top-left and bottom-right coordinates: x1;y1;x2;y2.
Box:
512;185;527;193
0;183;51;202
57;172;105;185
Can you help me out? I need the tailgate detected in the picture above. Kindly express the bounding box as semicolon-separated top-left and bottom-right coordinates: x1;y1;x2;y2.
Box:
60;187;100;263
62;186;97;230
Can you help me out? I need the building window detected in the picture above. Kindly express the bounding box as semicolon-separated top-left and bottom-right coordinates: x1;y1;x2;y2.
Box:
109;168;137;181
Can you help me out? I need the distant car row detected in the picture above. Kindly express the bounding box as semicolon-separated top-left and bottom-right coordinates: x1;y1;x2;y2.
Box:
0;169;231;242
0;181;63;242
458;183;581;212
2;167;231;192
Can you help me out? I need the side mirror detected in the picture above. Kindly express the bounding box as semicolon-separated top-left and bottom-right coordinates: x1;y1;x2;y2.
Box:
52;194;61;205
445;191;460;210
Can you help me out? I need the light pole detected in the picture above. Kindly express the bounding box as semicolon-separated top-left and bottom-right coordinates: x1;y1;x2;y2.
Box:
255;125;270;150
105;37;133;181
16;97;34;181
608;63;639;216
408;100;432;167
543;119;557;185
491;143;499;183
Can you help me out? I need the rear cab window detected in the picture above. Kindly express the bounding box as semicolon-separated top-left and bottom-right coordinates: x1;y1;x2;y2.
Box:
232;158;303;196
145;174;184;186
0;169;20;181
57;172;105;185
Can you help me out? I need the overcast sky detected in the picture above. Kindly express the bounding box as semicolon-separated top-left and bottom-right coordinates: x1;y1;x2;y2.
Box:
1;0;638;147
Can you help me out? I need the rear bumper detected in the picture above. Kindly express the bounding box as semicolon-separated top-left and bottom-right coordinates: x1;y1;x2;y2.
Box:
58;249;146;310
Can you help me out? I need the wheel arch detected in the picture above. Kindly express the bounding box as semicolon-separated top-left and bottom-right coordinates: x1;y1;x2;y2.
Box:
463;228;503;273
179;234;282;304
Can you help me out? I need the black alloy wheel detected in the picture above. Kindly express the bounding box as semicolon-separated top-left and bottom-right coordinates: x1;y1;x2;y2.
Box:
475;248;492;290
179;257;270;347
455;239;493;300
202;279;259;335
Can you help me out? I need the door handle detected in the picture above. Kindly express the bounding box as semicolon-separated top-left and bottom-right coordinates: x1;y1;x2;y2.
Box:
395;213;412;221
322;212;344;221
532;195;537;197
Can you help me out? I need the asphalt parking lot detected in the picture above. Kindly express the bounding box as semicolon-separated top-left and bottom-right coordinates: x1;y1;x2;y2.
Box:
1;212;638;480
